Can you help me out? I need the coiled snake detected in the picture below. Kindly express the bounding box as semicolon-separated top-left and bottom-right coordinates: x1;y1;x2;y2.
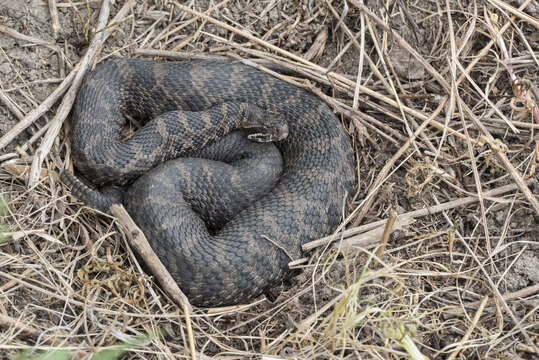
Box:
63;59;354;307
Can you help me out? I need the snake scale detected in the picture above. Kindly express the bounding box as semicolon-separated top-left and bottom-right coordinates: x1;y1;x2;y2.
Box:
64;58;354;307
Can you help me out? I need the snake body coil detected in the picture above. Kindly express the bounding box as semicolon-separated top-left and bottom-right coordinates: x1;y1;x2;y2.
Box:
67;59;354;307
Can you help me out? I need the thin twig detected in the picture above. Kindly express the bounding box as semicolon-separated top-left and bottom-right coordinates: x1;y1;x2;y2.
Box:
146;0;234;49
350;98;447;227
0;89;25;120
205;31;473;145
459;82;539;215
444;283;539;316
446;296;489;360
302;27;328;61
349;0;451;93
134;48;230;61
375;209;397;259
48;0;61;39
28;0;133;186
27;0;112;184
0;70;77;151
0;25;62;54
488;0;539;28
304;181;526;251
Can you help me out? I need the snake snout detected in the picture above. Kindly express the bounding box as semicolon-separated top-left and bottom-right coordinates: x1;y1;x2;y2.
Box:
244;121;289;143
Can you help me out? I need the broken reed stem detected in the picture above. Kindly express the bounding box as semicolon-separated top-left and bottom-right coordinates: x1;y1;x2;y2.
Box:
0;268;33;292
303;181;525;251
302;27;328;61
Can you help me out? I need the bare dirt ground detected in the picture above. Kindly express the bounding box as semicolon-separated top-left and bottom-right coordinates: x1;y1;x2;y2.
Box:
0;0;538;359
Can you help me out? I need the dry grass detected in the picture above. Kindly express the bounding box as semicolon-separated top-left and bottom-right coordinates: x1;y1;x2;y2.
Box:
0;0;538;359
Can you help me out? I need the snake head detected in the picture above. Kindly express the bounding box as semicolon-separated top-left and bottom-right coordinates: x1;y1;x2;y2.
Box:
242;119;289;143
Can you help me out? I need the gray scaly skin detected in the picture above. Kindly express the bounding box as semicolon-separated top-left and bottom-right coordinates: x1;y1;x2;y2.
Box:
64;59;355;307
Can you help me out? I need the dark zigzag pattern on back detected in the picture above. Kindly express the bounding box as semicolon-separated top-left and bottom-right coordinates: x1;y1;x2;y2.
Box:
66;59;355;307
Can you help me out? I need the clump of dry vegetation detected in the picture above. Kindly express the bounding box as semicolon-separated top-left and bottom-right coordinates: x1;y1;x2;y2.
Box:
0;0;538;359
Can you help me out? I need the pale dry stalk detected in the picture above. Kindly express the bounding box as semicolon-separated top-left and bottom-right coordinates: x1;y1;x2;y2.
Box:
28;0;134;187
